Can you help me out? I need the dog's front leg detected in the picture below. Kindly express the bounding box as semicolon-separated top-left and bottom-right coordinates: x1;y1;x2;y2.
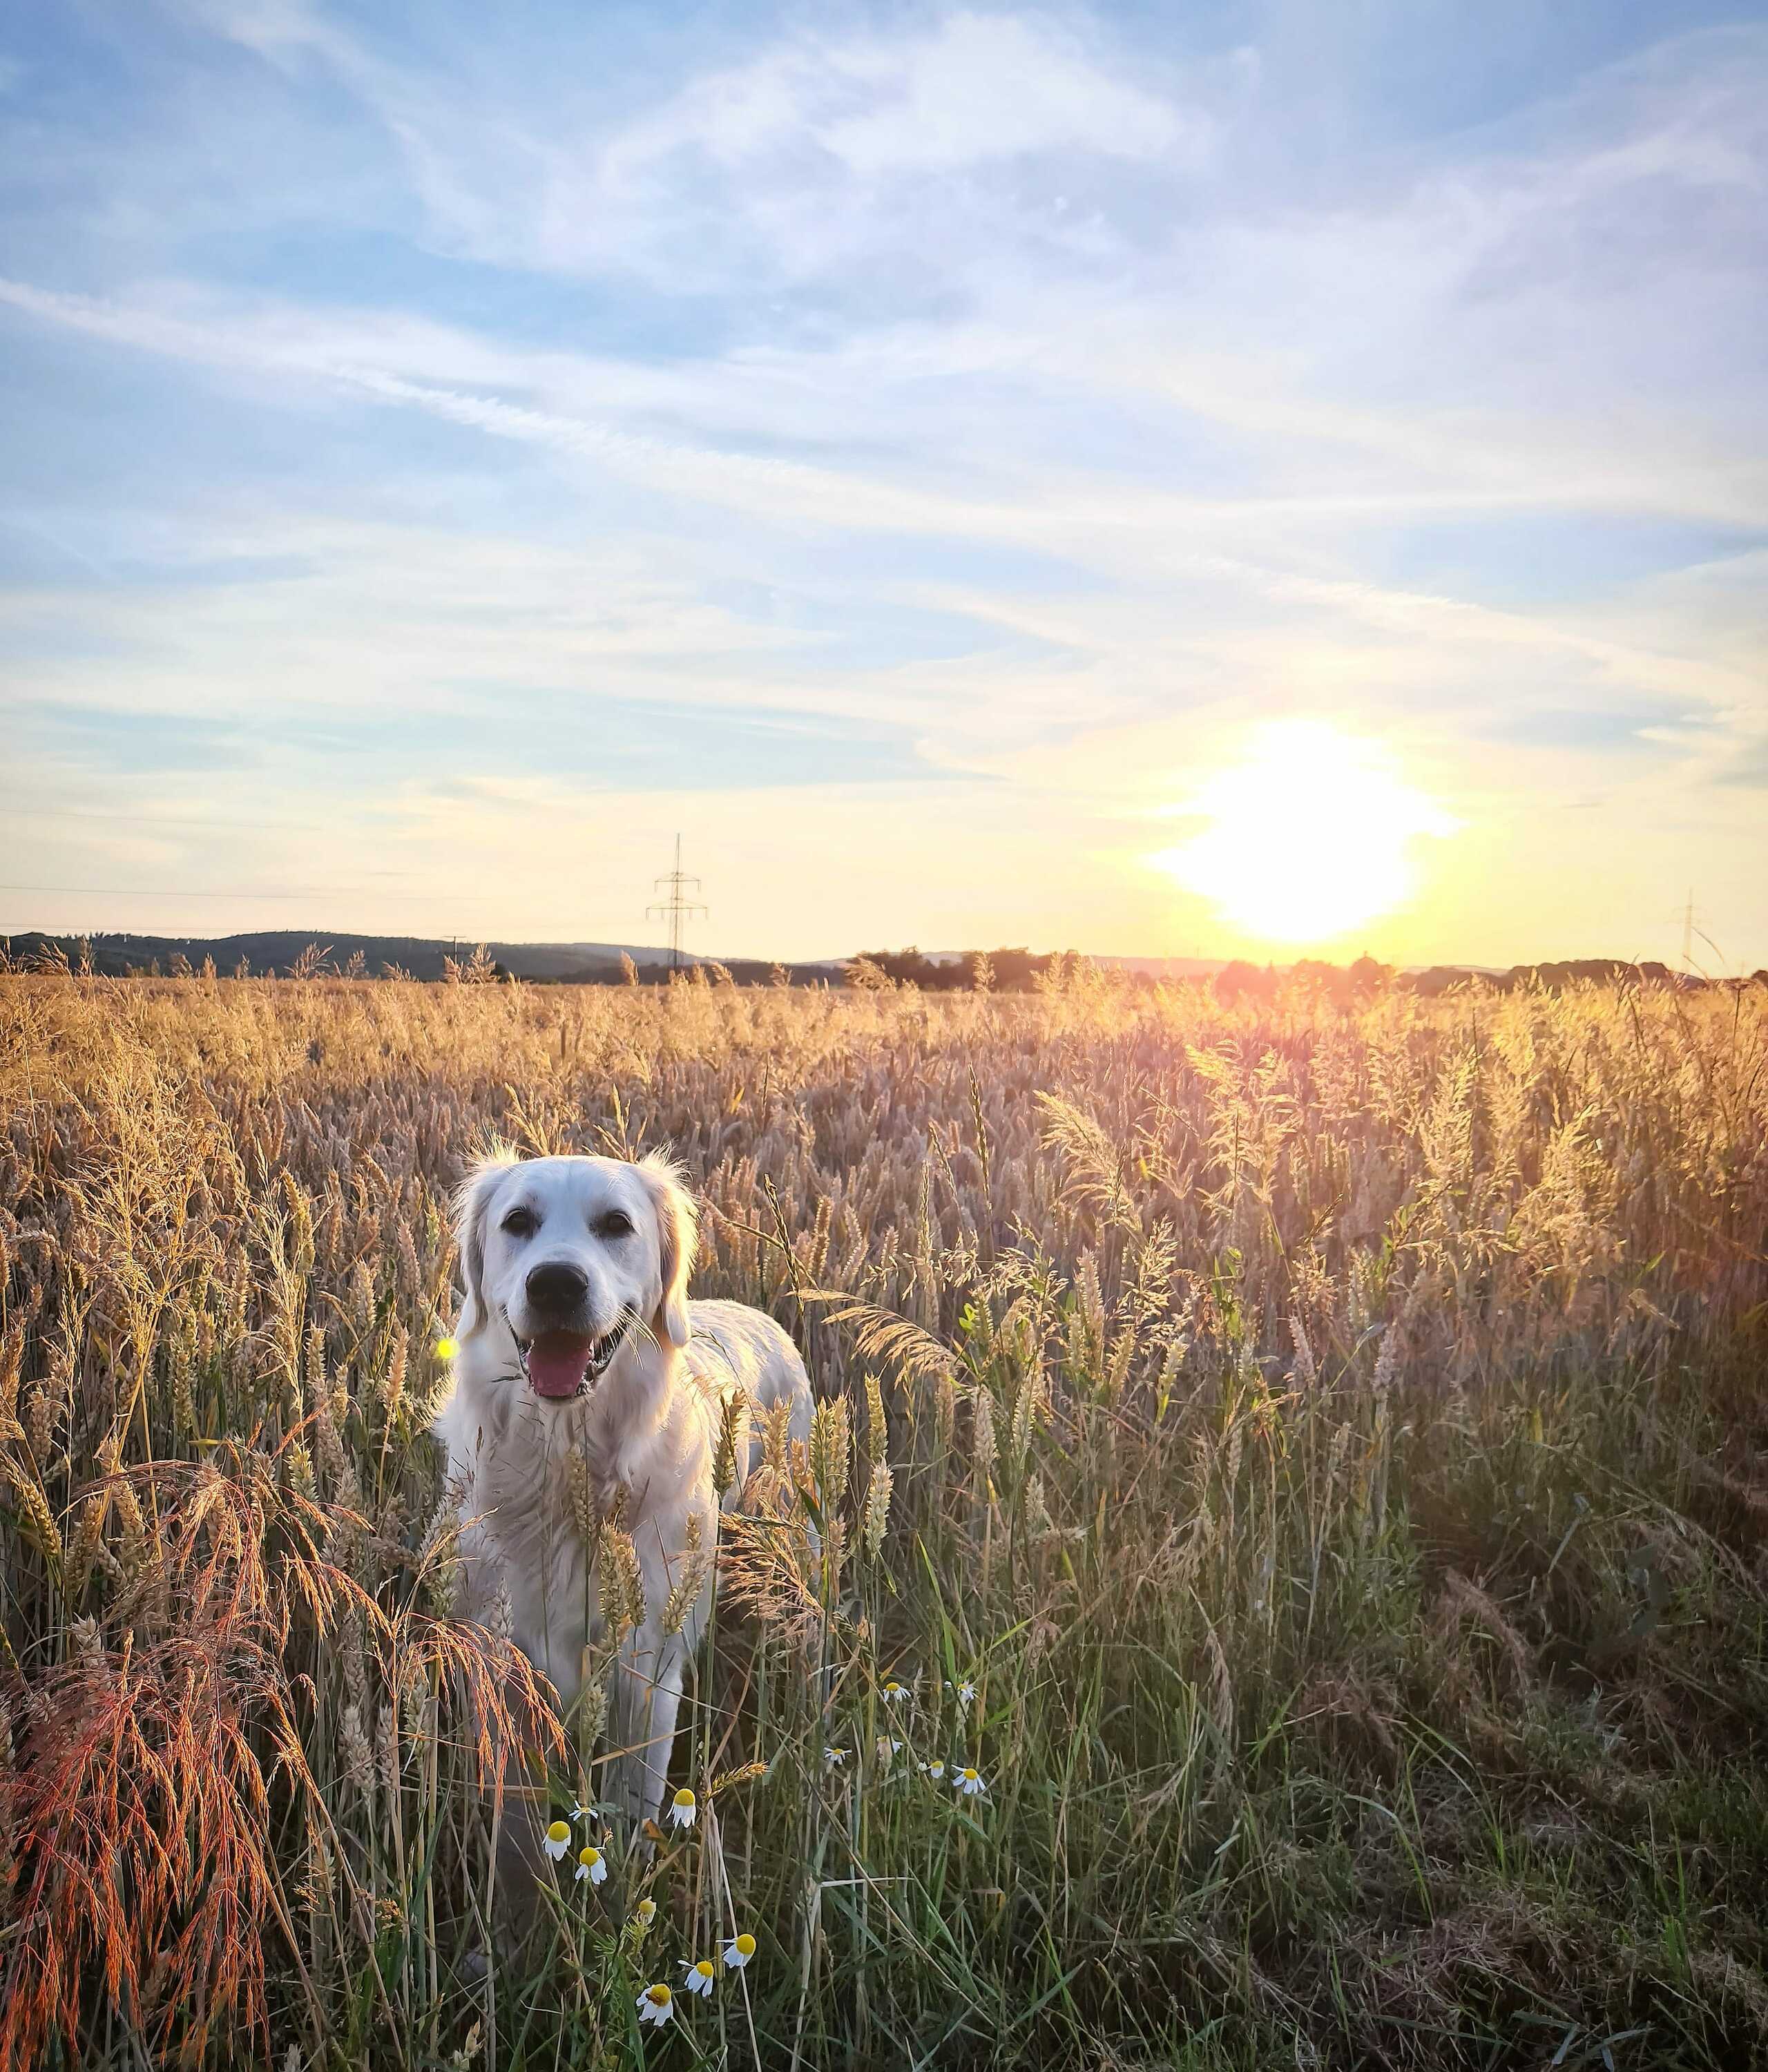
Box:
609;1625;689;1828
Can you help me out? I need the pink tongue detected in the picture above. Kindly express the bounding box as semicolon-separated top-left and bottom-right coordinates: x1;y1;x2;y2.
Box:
526;1332;593;1399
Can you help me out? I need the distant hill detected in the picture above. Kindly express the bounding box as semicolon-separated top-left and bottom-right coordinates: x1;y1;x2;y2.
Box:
5;931;1757;993
0;930;838;984
1403;958;1721;996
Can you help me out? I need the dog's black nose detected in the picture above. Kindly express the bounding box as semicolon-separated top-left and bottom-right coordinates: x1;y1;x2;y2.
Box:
525;1260;588;1314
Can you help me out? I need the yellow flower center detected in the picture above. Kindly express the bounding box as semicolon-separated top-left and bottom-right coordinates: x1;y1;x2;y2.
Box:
545;1820;570;1842
962;1768;978;1781
646;1984;671;2006
672;1787;695;1808
635;1901;656;1923
694;1960;715;1979
734;1934;756;1957
579;1847;599;1865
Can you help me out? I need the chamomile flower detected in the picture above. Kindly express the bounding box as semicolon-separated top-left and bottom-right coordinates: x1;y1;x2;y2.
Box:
542;1819;572;1862
723;1932;757;1970
680;1957;717;1998
666;1786;697;1830
575;1845;607;1886
881;1679;909;1705
632;1898;657;1931
875;1736;904;1767
824;1745;849;1769
635;1983;674;2028
954;1765;988;1798
921;1758;946;1782
956;1681;977;1710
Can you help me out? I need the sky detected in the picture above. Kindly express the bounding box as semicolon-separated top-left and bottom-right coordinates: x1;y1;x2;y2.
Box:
1;0;1765;969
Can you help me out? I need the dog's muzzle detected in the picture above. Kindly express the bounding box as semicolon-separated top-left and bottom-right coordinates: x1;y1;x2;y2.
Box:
512;1312;635;1400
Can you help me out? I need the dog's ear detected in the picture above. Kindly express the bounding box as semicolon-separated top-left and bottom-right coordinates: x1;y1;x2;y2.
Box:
636;1151;697;1350
453;1149;519;1338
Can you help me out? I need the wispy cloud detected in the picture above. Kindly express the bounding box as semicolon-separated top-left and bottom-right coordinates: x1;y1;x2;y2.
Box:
1;3;1763;963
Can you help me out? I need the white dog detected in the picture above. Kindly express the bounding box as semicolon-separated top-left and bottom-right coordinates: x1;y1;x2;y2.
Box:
434;1149;812;1838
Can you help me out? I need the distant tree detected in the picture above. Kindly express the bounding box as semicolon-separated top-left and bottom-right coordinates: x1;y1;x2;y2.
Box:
1288;959;1351;1007
1348;954;1394;997
1403;965;1477;997
851;948;943;988
1215;960;1276;1002
986;948;1051;992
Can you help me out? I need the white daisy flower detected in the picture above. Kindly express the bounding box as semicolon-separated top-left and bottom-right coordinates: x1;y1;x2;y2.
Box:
881;1679;909;1705
632;1898;657;1931
680;1957;717;1998
824;1745;849;1769
575;1845;607;1886
875;1736;904;1767
723;1931;757;1970
956;1681;977;1710
954;1765;988;1798
635;1983;674;2027
921;1758;946;1782
541;1819;572;1862
666;1786;698;1830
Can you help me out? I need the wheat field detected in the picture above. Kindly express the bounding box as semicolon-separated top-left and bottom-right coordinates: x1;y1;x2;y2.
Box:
1;968;1766;2071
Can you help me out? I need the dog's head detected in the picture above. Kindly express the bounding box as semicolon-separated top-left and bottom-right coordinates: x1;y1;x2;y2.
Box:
452;1150;696;1403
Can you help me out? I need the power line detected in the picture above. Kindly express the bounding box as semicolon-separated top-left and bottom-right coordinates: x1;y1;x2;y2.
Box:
645;835;707;975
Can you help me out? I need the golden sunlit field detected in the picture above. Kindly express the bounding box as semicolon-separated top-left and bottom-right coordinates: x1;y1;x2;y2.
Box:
3;970;1767;2071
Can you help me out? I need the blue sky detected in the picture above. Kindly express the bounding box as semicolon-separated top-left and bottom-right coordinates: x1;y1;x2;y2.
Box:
1;1;1765;964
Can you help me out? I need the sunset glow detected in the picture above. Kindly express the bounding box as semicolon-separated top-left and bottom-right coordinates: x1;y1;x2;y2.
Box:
1149;724;1455;946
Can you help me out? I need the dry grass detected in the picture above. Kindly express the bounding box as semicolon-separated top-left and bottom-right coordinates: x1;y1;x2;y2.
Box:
1;967;1767;2069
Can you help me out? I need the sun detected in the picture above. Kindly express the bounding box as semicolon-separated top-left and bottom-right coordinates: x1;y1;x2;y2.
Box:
1148;721;1454;945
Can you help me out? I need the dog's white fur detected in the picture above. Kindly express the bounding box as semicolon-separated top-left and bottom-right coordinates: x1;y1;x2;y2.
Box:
433;1149;811;1832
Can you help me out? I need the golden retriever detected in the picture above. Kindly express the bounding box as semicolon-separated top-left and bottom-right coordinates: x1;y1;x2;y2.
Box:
434;1149;812;1845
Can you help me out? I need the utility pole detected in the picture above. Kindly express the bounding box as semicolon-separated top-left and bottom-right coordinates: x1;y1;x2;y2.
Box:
647;834;707;975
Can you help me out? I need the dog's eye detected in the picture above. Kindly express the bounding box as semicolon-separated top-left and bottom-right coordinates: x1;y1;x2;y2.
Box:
597;1209;635;1239
501;1206;538;1238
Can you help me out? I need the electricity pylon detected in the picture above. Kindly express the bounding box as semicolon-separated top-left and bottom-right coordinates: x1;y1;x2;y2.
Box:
647;835;707;975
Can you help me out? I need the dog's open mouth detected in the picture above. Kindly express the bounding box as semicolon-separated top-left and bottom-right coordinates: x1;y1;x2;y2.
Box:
516;1317;632;1400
